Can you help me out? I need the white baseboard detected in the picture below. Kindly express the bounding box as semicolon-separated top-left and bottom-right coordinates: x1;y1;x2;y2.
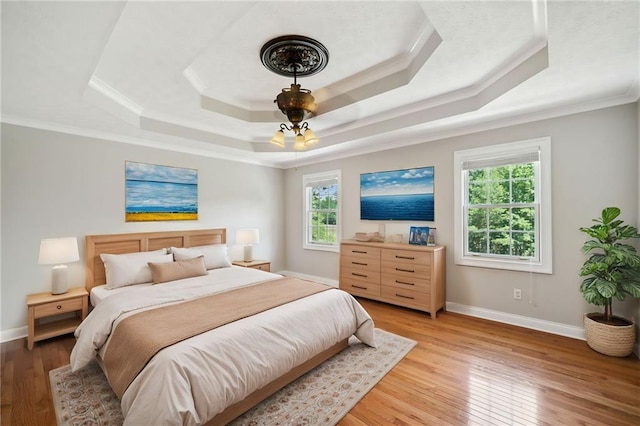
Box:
446;302;586;340
1;326;27;344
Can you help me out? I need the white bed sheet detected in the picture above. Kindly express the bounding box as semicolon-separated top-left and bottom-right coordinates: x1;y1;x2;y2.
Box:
90;283;150;307
71;267;375;425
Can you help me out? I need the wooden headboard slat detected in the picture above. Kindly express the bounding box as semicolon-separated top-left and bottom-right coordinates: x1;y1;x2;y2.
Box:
85;229;226;292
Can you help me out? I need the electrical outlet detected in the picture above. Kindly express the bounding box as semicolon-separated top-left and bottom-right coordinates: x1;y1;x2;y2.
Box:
513;288;522;300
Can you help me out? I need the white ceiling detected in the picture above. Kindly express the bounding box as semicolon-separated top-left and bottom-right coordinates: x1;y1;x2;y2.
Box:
2;1;638;169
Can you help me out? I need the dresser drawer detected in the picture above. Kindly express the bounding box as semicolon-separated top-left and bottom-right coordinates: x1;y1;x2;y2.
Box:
33;297;84;318
341;254;380;272
381;274;430;293
381;286;430;310
341;245;381;261
340;276;381;298
381;262;431;282
382;249;431;266
341;266;380;284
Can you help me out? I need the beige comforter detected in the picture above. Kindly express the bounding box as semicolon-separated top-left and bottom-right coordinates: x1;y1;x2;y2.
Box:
71;267;375;425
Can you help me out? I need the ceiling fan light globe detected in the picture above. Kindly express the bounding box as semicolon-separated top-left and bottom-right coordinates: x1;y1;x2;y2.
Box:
270;130;286;148
303;128;319;146
293;133;306;151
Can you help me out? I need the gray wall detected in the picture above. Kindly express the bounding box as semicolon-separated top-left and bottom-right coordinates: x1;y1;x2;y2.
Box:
284;103;639;330
1;124;285;333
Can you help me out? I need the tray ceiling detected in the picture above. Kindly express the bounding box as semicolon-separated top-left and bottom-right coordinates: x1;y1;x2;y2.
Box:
1;1;638;168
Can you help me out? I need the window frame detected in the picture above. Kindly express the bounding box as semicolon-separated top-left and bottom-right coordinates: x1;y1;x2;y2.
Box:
303;170;341;252
453;137;552;274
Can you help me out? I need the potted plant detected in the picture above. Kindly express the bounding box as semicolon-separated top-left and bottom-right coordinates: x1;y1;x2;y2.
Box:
579;207;640;357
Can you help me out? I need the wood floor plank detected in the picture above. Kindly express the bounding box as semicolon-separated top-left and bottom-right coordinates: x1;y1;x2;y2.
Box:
1;297;638;425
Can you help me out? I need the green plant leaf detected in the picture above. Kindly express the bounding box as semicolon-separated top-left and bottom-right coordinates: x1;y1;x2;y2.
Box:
600;207;620;224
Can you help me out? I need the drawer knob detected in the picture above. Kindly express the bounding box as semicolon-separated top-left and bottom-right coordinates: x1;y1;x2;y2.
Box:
56;305;62;310
352;261;367;266
396;267;415;273
353;250;367;254
353;285;368;290
396;280;415;286
352;272;367;278
396;255;415;260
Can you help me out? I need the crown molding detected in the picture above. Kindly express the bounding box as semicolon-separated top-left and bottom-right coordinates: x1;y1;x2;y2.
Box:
0;115;280;168
279;91;638;169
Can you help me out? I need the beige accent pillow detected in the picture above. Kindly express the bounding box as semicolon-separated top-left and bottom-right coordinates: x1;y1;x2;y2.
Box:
148;255;208;284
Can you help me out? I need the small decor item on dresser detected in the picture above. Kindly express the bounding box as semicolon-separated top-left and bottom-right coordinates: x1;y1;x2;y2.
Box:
427;228;437;246
409;226;430;245
354;232;384;242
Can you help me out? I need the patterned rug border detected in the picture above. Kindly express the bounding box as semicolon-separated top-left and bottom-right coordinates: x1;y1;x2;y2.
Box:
50;328;416;425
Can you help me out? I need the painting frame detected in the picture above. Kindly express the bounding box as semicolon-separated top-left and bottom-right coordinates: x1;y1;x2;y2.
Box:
125;161;198;222
409;226;430;245
360;166;435;221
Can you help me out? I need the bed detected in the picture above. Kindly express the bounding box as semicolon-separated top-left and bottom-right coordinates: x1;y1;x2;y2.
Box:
69;229;375;425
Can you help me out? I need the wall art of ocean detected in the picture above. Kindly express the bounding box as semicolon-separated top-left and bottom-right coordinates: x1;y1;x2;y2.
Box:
360;193;434;221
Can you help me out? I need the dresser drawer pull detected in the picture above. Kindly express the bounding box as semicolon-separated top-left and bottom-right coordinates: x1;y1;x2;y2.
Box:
351;272;368;278
395;280;415;286
396;255;415;260
396;268;415;273
352;285;368;290
352;261;368;266
396;293;415;300
57;305;62;310
352;250;368;254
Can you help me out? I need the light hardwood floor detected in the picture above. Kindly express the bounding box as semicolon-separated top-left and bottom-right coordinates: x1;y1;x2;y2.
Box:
2;298;639;425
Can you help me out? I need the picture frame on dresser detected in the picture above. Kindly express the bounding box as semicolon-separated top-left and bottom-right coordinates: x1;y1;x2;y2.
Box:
409;226;430;245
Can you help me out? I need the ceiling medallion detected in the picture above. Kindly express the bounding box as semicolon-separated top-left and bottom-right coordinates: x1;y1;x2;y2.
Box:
260;35;329;151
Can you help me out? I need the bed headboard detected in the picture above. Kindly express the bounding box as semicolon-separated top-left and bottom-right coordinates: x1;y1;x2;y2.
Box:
85;228;226;292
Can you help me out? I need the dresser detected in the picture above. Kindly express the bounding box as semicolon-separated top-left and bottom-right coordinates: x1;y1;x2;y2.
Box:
340;240;446;319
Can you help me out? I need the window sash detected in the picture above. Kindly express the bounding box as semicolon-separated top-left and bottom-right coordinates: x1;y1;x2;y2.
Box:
303;170;341;251
453;137;551;274
463;160;540;262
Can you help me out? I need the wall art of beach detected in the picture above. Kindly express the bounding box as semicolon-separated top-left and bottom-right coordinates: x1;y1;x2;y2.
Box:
125;161;198;222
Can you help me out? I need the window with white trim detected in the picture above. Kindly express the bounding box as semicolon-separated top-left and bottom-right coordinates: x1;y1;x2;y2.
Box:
453;138;552;273
303;170;341;252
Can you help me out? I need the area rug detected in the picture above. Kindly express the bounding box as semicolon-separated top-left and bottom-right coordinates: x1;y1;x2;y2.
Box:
50;328;416;425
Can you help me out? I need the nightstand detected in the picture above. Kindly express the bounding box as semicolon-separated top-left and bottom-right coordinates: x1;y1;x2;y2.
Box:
232;260;271;272
27;287;88;350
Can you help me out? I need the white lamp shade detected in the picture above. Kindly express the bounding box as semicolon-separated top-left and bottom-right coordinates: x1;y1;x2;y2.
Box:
236;229;260;245
39;237;78;294
38;237;79;265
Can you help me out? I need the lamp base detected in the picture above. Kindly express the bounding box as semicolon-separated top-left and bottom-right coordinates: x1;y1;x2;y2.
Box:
243;245;253;262
51;265;68;295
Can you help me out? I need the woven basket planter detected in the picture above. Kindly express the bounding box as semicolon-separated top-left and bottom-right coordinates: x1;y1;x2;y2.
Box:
584;313;636;357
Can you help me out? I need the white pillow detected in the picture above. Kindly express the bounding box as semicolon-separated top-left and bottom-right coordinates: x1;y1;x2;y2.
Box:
170;244;231;270
101;249;173;289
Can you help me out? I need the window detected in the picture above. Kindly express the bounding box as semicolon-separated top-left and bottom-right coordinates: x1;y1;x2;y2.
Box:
303;170;341;252
454;138;552;273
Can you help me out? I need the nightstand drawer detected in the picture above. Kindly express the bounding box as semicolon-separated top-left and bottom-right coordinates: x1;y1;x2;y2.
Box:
33;298;84;318
252;263;270;272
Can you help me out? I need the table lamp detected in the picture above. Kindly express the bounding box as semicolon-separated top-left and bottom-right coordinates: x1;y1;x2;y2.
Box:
38;237;80;294
236;229;259;262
